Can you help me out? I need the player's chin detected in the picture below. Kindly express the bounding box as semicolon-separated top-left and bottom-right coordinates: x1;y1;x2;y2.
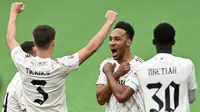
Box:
112;55;119;60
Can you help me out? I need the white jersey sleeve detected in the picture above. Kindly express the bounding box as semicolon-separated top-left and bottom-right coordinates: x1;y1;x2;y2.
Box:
188;60;197;90
3;85;25;112
125;57;143;91
11;47;29;70
96;60;107;85
2;72;25;112
56;53;79;74
125;70;139;91
16;83;25;110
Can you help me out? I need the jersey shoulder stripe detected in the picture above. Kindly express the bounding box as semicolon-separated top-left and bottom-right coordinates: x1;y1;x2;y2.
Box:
135;56;145;63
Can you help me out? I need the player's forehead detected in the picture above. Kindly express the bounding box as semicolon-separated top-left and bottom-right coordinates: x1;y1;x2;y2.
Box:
110;28;126;38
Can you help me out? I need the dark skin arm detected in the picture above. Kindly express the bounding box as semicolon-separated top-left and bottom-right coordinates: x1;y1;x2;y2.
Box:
96;73;120;105
105;72;135;103
96;62;133;105
103;62;135;103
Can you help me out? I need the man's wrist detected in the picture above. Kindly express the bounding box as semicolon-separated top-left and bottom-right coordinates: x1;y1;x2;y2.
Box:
113;73;120;80
105;20;115;25
104;71;112;76
9;11;18;20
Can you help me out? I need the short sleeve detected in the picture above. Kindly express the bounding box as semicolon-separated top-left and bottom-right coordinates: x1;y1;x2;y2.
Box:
11;47;28;70
57;53;79;73
16;82;26;110
188;60;198;90
125;70;139;91
96;60;108;85
3;92;18;112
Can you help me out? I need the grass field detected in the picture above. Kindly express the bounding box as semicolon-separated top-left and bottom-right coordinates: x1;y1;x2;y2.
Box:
0;0;200;111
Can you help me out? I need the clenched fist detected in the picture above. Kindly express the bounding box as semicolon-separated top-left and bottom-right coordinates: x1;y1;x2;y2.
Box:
11;2;24;14
103;62;116;75
115;62;130;77
105;10;118;25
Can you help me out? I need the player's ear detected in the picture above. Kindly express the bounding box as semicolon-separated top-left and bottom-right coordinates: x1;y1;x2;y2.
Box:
153;39;156;45
52;40;55;47
126;39;132;46
32;47;37;57
172;39;175;45
33;41;37;47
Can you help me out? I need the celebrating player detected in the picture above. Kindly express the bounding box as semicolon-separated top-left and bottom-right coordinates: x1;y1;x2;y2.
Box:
105;22;198;112
2;41;36;112
96;21;145;112
6;2;118;112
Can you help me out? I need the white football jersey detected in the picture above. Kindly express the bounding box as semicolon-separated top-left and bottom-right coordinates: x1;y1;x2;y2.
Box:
96;56;145;112
2;72;25;112
11;47;79;112
126;53;197;112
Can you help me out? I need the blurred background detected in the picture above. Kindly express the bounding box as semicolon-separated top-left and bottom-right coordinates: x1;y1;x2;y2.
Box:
0;0;200;111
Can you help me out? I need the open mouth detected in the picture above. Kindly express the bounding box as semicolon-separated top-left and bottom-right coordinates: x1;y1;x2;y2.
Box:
111;49;117;53
111;49;117;57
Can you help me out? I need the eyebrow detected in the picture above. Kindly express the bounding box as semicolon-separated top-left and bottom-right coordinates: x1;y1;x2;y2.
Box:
109;35;121;38
109;32;126;38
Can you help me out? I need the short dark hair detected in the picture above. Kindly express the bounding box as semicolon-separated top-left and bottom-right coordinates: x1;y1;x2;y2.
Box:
154;23;175;44
114;21;134;40
20;41;34;53
33;25;55;49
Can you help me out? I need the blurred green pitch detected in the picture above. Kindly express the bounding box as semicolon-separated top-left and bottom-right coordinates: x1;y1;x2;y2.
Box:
0;0;200;111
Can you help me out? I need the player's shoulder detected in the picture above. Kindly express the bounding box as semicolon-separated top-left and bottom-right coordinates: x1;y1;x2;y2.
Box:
133;56;145;64
30;57;58;67
55;53;79;64
129;56;145;70
7;72;21;92
100;58;115;64
11;46;22;54
134;56;155;70
99;58;115;68
172;55;194;65
11;72;21;84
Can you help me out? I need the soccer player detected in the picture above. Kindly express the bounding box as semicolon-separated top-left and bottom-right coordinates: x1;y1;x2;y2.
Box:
104;23;198;112
6;2;118;112
96;21;145;112
2;41;36;112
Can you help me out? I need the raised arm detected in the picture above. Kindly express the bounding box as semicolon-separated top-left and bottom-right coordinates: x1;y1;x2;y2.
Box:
78;10;118;65
6;2;24;52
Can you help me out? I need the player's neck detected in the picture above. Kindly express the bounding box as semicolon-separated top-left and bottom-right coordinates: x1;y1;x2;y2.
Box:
117;51;133;64
37;49;52;59
156;45;172;54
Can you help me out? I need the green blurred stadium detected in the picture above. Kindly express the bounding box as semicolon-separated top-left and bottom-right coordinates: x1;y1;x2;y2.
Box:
0;0;199;111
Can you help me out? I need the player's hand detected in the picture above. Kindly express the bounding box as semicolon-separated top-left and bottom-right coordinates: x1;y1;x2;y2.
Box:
115;62;130;77
103;62;116;75
11;2;24;14
105;10;118;25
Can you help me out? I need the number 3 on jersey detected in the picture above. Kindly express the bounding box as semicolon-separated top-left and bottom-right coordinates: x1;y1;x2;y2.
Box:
31;80;49;105
147;81;180;112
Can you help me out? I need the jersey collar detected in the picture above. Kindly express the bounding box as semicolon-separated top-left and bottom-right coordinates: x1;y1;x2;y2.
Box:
154;53;173;58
